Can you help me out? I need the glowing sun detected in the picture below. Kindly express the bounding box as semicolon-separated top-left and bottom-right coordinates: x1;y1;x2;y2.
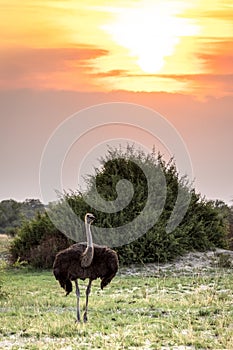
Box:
102;2;198;73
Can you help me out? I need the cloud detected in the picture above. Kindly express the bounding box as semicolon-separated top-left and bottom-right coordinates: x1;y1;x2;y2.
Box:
0;46;108;89
1;39;233;97
92;70;233;97
80;38;233;97
154;73;233;85
188;9;233;21
197;40;233;74
93;69;128;77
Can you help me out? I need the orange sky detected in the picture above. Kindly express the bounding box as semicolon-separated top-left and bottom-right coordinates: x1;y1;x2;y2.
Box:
0;0;233;205
0;0;233;97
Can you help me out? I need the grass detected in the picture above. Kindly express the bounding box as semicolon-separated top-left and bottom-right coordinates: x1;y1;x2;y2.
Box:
0;234;10;259
0;236;233;349
1;268;233;349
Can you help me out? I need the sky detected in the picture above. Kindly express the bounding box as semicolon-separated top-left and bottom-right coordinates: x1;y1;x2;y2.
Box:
0;0;233;205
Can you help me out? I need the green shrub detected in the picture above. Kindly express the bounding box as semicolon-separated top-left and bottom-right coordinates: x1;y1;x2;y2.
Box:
9;212;72;268
9;146;230;268
64;146;229;265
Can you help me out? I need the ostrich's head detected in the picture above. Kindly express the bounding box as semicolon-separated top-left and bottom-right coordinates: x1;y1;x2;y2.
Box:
85;213;95;225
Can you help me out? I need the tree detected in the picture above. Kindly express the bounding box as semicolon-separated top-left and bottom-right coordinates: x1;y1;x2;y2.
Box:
0;199;44;234
0;199;21;233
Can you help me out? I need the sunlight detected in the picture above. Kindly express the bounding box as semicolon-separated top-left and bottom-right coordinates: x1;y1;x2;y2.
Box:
102;1;199;74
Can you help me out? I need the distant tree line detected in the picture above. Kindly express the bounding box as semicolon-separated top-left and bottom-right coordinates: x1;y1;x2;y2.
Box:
0;199;44;235
9;146;232;268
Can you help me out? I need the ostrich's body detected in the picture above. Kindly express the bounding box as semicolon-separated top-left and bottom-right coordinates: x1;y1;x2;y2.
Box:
53;214;118;322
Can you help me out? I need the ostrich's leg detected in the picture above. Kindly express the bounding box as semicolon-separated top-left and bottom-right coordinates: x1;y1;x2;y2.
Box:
75;280;81;322
83;279;92;323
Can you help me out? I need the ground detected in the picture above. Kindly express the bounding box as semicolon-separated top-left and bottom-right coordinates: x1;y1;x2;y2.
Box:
0;235;233;349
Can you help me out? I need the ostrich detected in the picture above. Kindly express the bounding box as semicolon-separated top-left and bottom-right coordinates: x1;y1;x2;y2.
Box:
53;213;119;323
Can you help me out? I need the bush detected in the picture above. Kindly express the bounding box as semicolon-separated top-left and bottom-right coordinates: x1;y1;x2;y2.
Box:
9;146;230;268
9;212;72;268
64;146;229;265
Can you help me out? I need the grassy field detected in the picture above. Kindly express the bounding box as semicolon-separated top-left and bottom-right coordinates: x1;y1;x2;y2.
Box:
0;237;233;349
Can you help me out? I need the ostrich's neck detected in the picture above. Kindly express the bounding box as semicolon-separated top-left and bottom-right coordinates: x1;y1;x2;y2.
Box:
81;222;94;268
85;223;93;248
